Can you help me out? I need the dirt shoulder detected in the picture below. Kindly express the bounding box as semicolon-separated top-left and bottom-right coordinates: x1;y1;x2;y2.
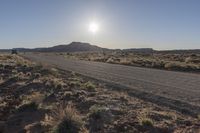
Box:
0;54;199;133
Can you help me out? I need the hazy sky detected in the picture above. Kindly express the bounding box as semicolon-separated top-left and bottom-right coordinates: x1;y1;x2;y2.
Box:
0;0;200;50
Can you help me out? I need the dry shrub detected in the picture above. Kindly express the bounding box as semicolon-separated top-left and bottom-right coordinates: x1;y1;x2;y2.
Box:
21;92;45;105
34;73;41;78
44;103;84;133
120;58;132;65
69;81;81;87
106;58;113;63
49;68;59;76
197;114;200;120
14;55;32;67
88;105;111;131
14;72;30;80
164;62;181;70
0;77;4;84
0;54;12;60
164;62;199;71
68;77;82;87
84;81;96;91
26;72;32;77
185;57;192;63
185;56;200;64
71;71;77;77
44;77;65;90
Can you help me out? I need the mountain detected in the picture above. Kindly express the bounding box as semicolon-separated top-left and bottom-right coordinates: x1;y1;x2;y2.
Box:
15;42;110;52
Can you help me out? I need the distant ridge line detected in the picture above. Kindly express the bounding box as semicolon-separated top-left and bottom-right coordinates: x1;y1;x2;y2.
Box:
0;41;199;54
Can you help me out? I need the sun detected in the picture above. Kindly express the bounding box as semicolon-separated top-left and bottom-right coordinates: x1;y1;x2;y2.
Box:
89;22;99;33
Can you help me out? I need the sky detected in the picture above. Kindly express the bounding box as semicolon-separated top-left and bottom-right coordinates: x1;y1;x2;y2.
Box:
0;0;200;50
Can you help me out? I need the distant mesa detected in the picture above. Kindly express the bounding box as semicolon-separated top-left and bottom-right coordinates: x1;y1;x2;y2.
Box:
14;42;110;52
123;48;154;54
46;42;108;52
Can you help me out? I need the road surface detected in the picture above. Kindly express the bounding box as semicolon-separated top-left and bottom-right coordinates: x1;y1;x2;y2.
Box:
23;53;200;116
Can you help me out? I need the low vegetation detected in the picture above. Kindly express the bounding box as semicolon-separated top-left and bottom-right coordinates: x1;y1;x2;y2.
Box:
0;54;199;133
84;81;96;91
140;118;154;127
44;103;85;133
88;105;111;132
62;51;200;73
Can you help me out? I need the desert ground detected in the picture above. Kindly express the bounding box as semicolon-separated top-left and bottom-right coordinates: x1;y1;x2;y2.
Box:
0;53;200;133
24;53;200;114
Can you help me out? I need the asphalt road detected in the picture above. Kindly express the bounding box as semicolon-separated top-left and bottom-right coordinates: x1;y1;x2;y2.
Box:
23;53;200;116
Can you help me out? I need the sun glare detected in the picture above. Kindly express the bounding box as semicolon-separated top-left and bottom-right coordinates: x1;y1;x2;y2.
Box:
89;22;99;33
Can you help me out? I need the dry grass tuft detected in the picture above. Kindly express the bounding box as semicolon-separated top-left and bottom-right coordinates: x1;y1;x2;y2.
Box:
140;118;154;127
138;111;154;127
44;103;84;133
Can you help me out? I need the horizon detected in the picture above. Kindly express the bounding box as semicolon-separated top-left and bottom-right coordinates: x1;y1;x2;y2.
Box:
1;41;199;51
0;0;200;50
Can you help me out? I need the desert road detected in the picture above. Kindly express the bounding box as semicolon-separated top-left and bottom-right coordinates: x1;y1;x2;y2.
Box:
23;53;200;116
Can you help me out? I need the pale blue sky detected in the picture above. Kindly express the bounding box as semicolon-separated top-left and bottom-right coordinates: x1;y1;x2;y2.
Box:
0;0;200;50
